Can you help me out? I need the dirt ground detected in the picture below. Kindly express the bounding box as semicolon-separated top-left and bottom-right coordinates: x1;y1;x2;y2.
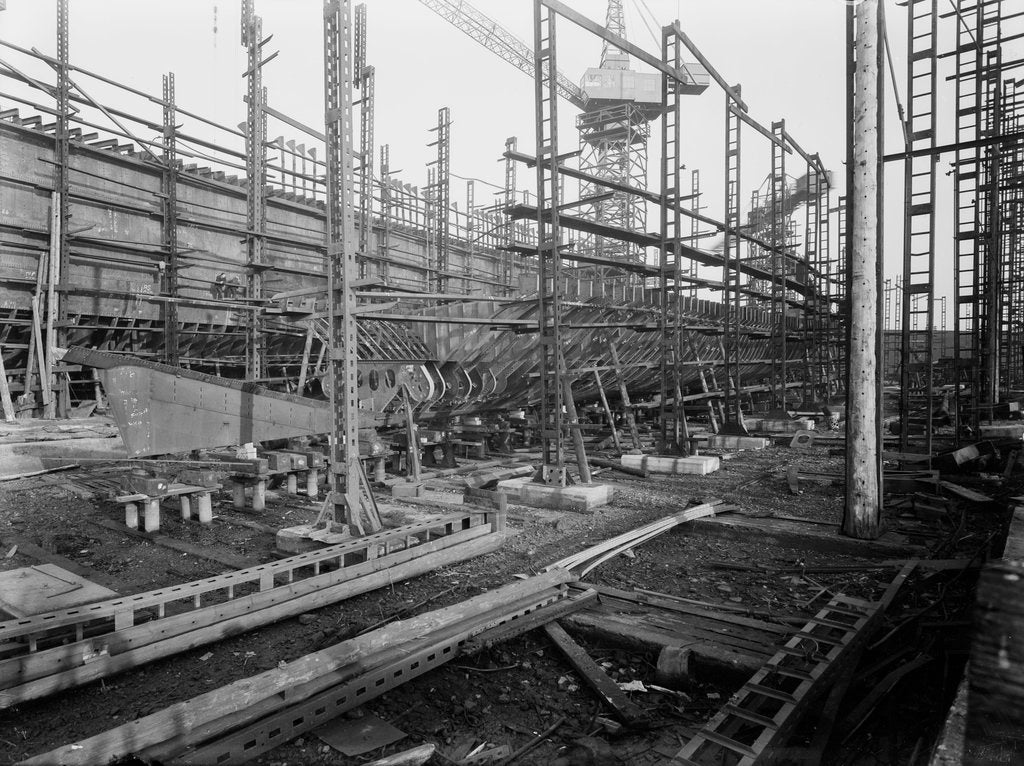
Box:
0;438;1008;766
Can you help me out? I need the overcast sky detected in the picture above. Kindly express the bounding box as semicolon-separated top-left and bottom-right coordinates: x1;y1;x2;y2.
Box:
1;1;972;309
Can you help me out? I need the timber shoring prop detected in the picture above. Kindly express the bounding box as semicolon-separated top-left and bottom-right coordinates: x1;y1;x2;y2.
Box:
0;510;504;708
17;569;578;766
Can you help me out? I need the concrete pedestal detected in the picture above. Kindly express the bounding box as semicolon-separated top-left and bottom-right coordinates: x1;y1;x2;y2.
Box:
143;498;161;532
979;424;1024;439
196;492;213;524
276;522;352;554
621;454;720;476
747;417;816;434
518;482;613;513
706;435;771;450
392;482;426;499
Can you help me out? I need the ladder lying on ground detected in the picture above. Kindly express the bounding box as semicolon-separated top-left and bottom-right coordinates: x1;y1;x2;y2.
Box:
670;563;916;765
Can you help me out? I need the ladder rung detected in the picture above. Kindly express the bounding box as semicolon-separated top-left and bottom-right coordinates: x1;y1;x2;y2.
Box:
777;645;821;661
792;631;845;647
723;703;782;730
768;663;816;682
745;682;797;704
698;729;759;759
805;615;858;631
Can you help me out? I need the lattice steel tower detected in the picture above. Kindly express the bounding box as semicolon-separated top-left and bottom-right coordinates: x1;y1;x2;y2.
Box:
576;1;661;282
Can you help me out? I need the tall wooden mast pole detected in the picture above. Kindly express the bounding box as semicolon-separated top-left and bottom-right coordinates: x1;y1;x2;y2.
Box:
844;0;883;539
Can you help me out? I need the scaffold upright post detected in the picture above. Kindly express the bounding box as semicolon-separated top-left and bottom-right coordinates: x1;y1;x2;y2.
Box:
324;0;378;533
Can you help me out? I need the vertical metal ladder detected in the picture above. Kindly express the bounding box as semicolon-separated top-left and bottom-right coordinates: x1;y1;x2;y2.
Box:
900;0;939;455
721;90;746;435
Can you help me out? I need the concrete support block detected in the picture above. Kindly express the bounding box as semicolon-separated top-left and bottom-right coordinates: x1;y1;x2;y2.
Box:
979;424;1024;439
753;418;816;434
196;492;213;524
286;473;298;495
125;502;139;530
392;482;426;499
495;476;533;503
306;469;320;499
180;494;192;521
519;482;613;512
707;435;771;450
275;524;321;554
232;482;246;509
143;498;161;532
252;480;266;511
621;454;720;475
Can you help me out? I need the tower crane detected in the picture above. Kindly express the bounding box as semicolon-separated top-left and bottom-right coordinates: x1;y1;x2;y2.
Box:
417;0;709;279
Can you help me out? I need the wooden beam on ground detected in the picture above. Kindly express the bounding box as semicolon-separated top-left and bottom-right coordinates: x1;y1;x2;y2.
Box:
17;570;574;766
1;522;502;709
463;587;597;654
680;513;921;559
939;480;994;504
560;609;764;680
583;584;795;636
87;517;259;570
0;535;122;592
543;620;647;724
587;457;647;478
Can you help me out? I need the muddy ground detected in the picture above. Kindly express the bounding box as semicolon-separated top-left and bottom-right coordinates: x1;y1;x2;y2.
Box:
0;439;1009;765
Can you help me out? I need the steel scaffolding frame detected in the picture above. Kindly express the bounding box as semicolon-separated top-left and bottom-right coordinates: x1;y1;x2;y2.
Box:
503;136;518;294
659;24;686;453
815;162;835;399
533;0;571;485
899;0;939;454
48;0;70;418
576;103;650;283
803;155;823;406
833;195;848;401
428;107;451;293
355;3;375;281
378;143;391;283
686;169;701;300
324;0;379;533
953;1;1000;436
769;119;787;410
722;90;746;433
161;72;180;367
1000;79;1024;390
242;0;268;381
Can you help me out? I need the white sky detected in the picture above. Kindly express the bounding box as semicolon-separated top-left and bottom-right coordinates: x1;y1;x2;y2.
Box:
0;1;972;314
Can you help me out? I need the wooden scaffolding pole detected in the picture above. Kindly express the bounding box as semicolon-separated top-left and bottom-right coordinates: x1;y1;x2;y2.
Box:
843;0;883;540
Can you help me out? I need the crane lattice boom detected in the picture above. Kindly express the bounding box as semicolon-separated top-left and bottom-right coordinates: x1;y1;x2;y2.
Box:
417;0;588;109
